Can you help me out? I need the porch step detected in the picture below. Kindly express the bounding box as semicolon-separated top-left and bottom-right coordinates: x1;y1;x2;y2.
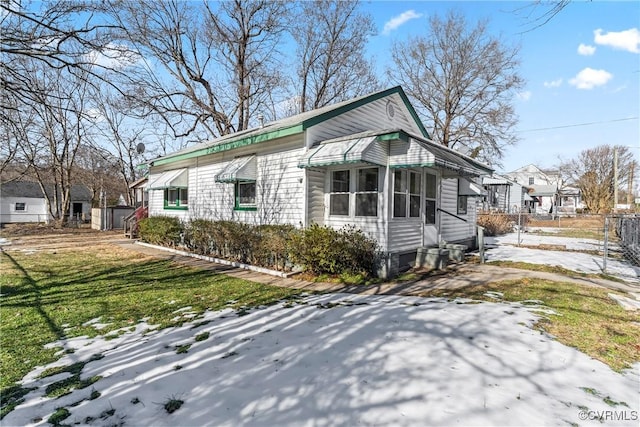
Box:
415;244;468;270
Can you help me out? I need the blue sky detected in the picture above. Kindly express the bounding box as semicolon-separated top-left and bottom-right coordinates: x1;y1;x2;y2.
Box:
363;1;640;174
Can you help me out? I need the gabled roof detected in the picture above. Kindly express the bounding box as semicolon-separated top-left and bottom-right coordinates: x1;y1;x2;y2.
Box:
483;174;516;185
527;184;557;197
1;181;92;200
151;86;430;167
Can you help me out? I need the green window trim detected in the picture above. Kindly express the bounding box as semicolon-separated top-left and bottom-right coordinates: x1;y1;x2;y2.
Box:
163;188;188;210
234;181;257;211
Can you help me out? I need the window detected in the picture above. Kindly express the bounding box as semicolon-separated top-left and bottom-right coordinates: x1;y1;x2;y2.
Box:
394;170;421;218
409;172;421;217
425;173;436;224
393;170;407;217
164;188;188;209
330;170;350;216
14;202;26;211
355;168;378;217
529;177;534;185
235;181;256;210
457;196;468;214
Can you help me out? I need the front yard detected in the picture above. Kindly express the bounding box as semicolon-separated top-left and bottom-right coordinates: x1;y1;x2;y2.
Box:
1;232;638;426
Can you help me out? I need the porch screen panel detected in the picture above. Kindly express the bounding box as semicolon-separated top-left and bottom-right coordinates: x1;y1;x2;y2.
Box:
425;173;436;224
393;170;407;217
355;168;378;217
409;172;421;217
330;170;350;216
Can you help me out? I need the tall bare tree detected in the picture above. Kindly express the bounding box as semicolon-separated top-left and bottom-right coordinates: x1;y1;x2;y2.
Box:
1;0;124;118
292;0;379;113
11;57;96;226
559;145;635;213
387;11;524;165
104;0;288;140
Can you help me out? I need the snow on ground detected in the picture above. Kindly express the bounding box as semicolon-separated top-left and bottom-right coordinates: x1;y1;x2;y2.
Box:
485;232;639;281
4;294;639;427
486;232;605;252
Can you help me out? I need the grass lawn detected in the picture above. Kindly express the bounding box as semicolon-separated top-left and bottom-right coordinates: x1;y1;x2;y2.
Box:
0;244;300;399
529;228;606;240
420;278;640;372
485;259;626;283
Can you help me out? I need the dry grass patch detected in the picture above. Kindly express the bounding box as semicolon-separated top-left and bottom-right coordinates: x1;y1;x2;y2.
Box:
420;278;640;372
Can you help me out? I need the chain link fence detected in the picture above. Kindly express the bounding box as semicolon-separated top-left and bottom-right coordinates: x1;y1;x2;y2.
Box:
603;215;640;279
477;211;640;281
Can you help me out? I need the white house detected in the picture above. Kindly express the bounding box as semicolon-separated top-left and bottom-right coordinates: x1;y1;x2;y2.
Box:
0;181;92;225
482;174;530;213
145;86;492;277
504;164;582;216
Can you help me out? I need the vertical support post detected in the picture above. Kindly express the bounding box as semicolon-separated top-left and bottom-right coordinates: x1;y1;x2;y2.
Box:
613;147;619;211
603;216;609;273
517;207;522;246
478;226;485;264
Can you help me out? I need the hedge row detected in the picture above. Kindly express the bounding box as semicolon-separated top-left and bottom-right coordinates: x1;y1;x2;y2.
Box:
138;217;380;277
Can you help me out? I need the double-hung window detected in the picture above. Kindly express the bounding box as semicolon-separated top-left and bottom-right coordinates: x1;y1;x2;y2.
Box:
14;202;26;211
457;179;468;215
165;188;188;209
355;168;378;217
330;170;350;216
235;181;256;210
394;170;421;218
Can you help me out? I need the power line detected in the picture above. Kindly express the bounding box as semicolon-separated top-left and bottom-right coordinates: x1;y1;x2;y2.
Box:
519;116;639;132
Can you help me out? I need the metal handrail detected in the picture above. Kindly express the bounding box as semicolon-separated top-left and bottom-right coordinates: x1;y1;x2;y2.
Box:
437;207;468;223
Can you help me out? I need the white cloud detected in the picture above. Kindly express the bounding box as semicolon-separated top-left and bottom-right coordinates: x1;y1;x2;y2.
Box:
382;10;423;35
577;43;596;56
543;79;563;88
85;43;142;70
569;68;613;90
516;91;531;101
594;28;640;53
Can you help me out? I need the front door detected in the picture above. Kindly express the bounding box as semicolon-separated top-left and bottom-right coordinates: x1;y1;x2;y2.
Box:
423;171;438;246
72;203;83;219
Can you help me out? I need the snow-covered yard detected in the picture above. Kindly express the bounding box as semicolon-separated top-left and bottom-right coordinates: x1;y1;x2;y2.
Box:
5;293;639;427
485;232;640;280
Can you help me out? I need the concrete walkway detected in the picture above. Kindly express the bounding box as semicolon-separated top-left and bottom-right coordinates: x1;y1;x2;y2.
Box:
116;240;640;297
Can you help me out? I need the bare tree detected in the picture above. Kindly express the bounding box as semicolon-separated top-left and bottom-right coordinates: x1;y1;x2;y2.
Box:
387;11;524;165
1;0;125;118
513;1;572;32
11;58;97;227
559;145;635;213
88;89;149;205
292;0;379;113
104;0;288;140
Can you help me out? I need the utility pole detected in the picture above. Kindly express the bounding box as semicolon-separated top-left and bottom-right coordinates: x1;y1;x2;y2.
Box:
613;147;618;211
628;161;635;206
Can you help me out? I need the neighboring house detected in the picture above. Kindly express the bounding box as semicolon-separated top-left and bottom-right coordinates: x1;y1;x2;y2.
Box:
504;164;559;215
482;174;530;213
503;164;582;216
145;86;493;277
0;181;92;225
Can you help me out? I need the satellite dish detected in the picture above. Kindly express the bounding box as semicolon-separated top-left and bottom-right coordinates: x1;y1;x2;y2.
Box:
136;143;146;154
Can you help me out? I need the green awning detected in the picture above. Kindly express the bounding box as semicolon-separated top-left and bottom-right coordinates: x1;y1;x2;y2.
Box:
146;168;188;190
298;136;385;168
215;156;257;183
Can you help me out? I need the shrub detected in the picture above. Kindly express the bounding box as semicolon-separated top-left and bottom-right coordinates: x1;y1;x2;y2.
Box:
138;216;183;246
253;224;298;271
477;213;515;236
290;224;379;276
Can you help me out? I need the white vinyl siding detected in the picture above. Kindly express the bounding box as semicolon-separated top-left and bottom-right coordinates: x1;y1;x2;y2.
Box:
147;135;305;226
440;178;477;243
305;94;423;147
306;168;326;225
